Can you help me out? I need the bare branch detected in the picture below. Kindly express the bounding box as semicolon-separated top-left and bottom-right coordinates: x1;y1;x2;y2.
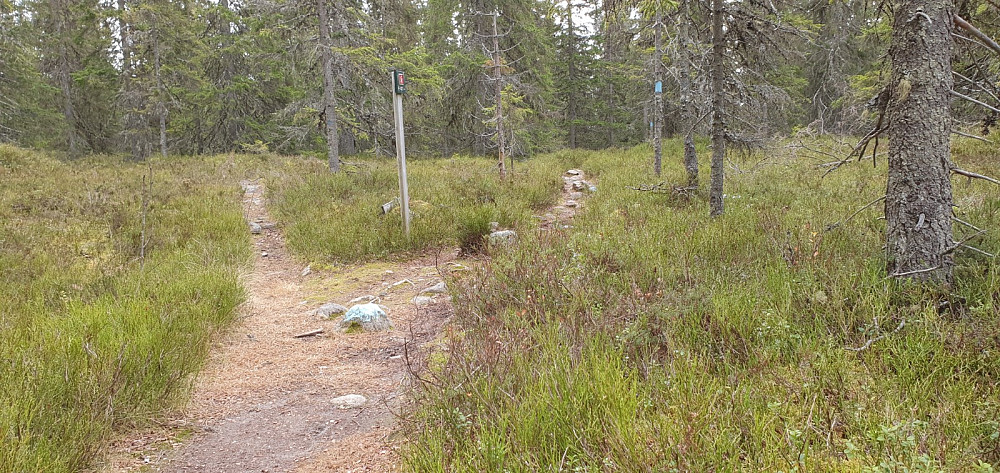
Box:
953;167;1000;185
954;14;1000;56
952;129;994;143
846;317;906;352
950;89;1000;113
826;196;887;232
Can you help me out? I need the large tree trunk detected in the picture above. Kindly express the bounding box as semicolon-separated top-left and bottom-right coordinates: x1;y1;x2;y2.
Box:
679;0;698;187
653;13;663;176
885;0;955;283
317;0;340;173
709;0;725;217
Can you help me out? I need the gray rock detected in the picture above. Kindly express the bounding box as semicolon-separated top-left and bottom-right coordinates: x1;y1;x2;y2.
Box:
261;251;269;257
571;180;587;191
348;295;376;304
565;200;578;208
249;222;262;234
332;394;367;409
588;185;598;193
339;303;391;332
260;222;278;230
420;281;448;294
488;230;517;246
566;169;582;176
301;264;312;277
412;296;435;308
315;302;348;319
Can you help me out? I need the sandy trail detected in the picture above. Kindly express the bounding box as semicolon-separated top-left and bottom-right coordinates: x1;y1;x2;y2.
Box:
99;168;590;473
101;180;456;473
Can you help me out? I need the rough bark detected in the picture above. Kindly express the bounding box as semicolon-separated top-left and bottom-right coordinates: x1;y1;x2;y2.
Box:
653;13;663;177
317;0;340;173
885;0;955;283
679;0;698;187
709;0;725;217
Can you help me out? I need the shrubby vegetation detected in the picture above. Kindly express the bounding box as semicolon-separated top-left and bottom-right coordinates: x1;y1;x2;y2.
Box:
0;146;250;471
263;155;569;262
402;141;1000;472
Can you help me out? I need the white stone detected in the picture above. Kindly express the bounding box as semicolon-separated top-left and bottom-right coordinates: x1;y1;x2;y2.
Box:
412;296;435;308
420;282;448;294
315;303;348;319
332;394;367;409
488;230;517;246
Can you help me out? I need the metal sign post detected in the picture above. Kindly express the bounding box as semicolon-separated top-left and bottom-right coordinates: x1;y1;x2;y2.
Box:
392;70;411;239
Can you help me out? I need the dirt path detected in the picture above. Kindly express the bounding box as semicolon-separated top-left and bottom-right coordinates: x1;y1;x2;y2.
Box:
540;169;595;230
100;169;591;473
101;180;457;473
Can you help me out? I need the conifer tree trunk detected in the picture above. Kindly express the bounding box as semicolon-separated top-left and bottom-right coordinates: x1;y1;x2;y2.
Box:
709;0;725;217
53;0;77;156
653;13;663;176
317;0;340;173
679;0;698;187
153;29;166;158
885;0;955;282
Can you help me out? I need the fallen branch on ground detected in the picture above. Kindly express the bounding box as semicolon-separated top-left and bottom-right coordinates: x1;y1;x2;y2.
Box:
293;328;324;338
826;196;886;232
846;317;906;352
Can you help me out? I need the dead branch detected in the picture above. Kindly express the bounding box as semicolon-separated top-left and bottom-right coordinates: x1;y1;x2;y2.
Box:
950;89;1000;114
957;243;996;258
826;196;886;232
627;182;697;195
953;216;986;233
944;229;987;256
954;14;1000;56
293;328;324;338
846;317;906;352
886;266;942;279
953;167;1000;185
952;129;994;143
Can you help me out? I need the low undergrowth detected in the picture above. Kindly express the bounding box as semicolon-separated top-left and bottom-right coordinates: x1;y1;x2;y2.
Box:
403;140;1000;471
0;147;250;472
260;154;570;263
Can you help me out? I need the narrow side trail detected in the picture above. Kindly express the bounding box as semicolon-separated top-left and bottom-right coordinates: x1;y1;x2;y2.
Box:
102;180;456;473
540;168;595;231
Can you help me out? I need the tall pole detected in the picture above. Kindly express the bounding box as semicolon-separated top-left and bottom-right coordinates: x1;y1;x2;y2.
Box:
392;71;411;239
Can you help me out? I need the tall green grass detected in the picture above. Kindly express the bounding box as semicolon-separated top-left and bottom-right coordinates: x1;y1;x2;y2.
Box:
0;147;250;472
262;155;571;262
403;140;1000;471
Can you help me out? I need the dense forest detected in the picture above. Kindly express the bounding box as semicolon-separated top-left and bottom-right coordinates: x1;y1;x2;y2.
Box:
0;0;944;159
